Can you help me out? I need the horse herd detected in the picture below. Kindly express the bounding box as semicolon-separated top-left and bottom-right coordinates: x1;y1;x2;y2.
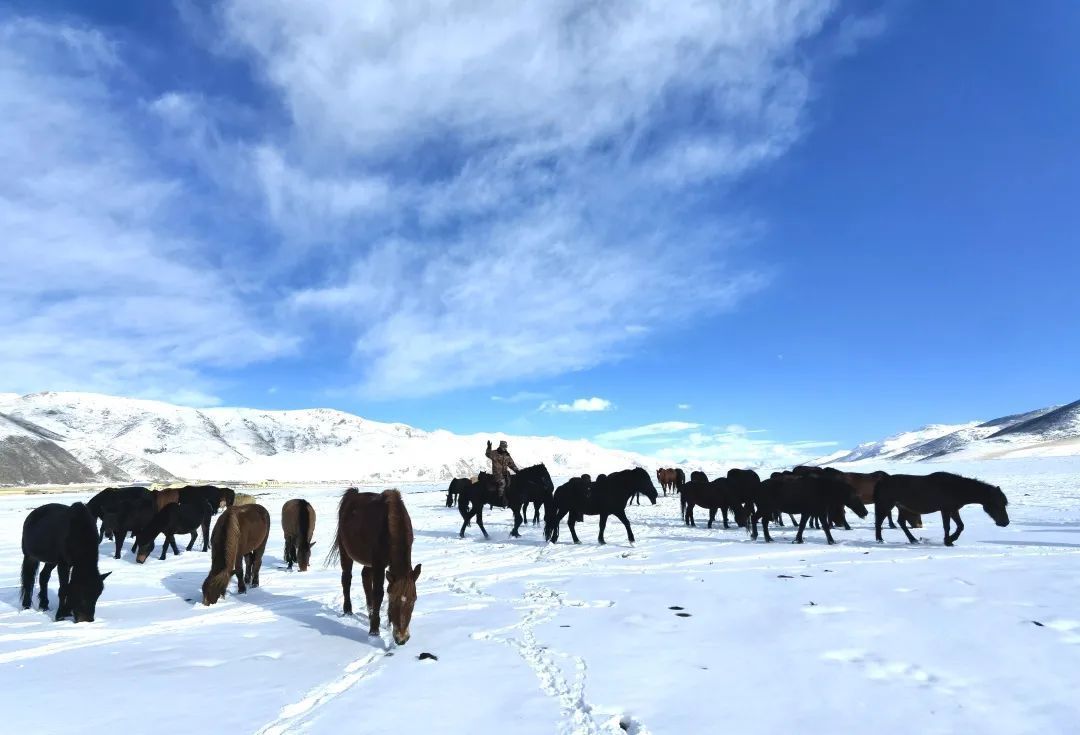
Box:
19;484;418;645
448;463;1011;548
17;464;1009;647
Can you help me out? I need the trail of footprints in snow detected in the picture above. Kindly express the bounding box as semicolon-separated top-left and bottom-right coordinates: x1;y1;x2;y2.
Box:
466;584;642;735
821;649;969;696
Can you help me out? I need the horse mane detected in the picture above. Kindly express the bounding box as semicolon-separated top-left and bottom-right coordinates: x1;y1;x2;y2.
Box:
206;509;240;599
383;489;413;579
930;472;1005;502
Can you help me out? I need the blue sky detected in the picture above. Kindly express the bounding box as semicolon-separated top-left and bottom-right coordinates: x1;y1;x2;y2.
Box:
2;1;1077;466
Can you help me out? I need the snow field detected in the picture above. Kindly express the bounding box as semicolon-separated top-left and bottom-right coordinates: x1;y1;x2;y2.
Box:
1;456;1079;734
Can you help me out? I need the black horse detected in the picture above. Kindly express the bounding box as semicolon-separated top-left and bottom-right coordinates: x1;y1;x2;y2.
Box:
134;500;215;562
458;472;528;539
446;477;473;508
874;472;1009;546
751;474;868;544
86;486;150;542
514;464;556;524
546;467;658;544
21;503;110;622
111;497;157;559
681;478;750;529
177;485;235;516
690;470;708;483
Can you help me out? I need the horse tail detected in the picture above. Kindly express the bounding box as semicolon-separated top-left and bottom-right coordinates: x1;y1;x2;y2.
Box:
205;509;238;599
324;487;357;568
298;500;312;553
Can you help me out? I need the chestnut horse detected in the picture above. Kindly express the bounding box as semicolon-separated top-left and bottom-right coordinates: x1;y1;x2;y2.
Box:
656;468;678;495
281;498;316;571
329;488;421;646
201;504;270;605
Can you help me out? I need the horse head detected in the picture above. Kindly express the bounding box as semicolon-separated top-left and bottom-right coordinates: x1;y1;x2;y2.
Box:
69;570;110;623
387;564;422;646
984;486;1010;527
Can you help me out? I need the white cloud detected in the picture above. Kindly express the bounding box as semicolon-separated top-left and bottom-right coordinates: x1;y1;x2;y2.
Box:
541;397;613;414
492;392;549;404
0;19;293;402
677;404;692;410
208;0;843;398
595;421;702;444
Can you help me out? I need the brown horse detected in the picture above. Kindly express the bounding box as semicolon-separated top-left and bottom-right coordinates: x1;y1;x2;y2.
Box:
656;468;678;495
201;504;270;605
328;488;421;646
281;499;316;571
151;488;180;512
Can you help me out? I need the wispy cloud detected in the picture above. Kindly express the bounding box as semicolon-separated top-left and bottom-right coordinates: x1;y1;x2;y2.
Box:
491;391;549;404
595;421;702;444
210;0;843;398
0;18;294;405
540;397;613;414
677;404;692;410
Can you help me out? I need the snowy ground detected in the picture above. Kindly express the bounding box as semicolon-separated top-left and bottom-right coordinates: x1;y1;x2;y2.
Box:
2;457;1079;734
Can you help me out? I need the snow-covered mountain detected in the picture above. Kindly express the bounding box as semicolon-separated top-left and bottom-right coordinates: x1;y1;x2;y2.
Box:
814;400;1079;465
0;392;650;486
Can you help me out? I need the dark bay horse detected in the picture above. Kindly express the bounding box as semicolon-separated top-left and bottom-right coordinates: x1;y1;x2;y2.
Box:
177;485;236;513
134;500;214;563
546;467;658;544
681;478;749;529
112;497;157;559
21;503;110;622
874;472;1009;546
328;488;420;645
87;486;149;542
201;504;270;605
458;471;535;538
690;470;708;484
446;477;473;508
751;474;868;544
514;464;556;524
281;498;316;571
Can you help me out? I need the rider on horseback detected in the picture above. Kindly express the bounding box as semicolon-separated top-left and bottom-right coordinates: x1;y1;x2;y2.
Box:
485;439;519;503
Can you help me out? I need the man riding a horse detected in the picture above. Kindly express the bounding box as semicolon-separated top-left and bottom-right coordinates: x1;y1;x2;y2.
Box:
485;439;519;502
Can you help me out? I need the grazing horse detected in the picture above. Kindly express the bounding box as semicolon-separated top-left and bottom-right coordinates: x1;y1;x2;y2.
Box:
21;503;110;622
201;504;271;605
674;469;686;490
875;472;1009;546
446;477;473;508
514;464;556;524
656;468;678;495
546;467;658;545
87;486;150;542
134;501;214;563
751;474;868;544
328;488;420;645
458;472;532;539
690;470;708;484
112;497;157;559
177;485;235;513
281;498;316;571
681;478;750;529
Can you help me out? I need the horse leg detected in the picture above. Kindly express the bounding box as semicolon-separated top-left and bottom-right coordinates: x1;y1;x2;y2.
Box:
340;554;354;615
685;503;695;527
186;531;197;552
21;557;38;610
568;516;581;545
874;501;889;542
822;515;836;545
475;507;489;539
458;509;471;538
750;510;760;541
941;510;952;546
510;505;523;538
794;513;809;544
36;562;56;612
285;537;295;569
707;507;717;529
721;506;730;529
762;513;773;543
898;512;919;544
202;519;210;551
55;562;73;620
234;551;247;594
113;527;125;559
887;509;897;529
362;566;383;636
615;510;635;544
551;510;568;544
250;539;267;587
170;533;180;557
598;513;609;545
948;509;964;545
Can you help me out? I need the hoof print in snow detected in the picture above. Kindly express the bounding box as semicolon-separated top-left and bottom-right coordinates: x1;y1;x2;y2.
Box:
777;574;794;579
418;652;438;661
800;574;812;578
824;569;834;573
1032;621;1045;627
675;612;691;618
808;601;817;606
669;605;684;610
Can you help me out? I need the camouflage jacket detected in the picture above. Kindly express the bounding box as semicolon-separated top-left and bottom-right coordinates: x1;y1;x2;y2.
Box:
485;445;520;479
